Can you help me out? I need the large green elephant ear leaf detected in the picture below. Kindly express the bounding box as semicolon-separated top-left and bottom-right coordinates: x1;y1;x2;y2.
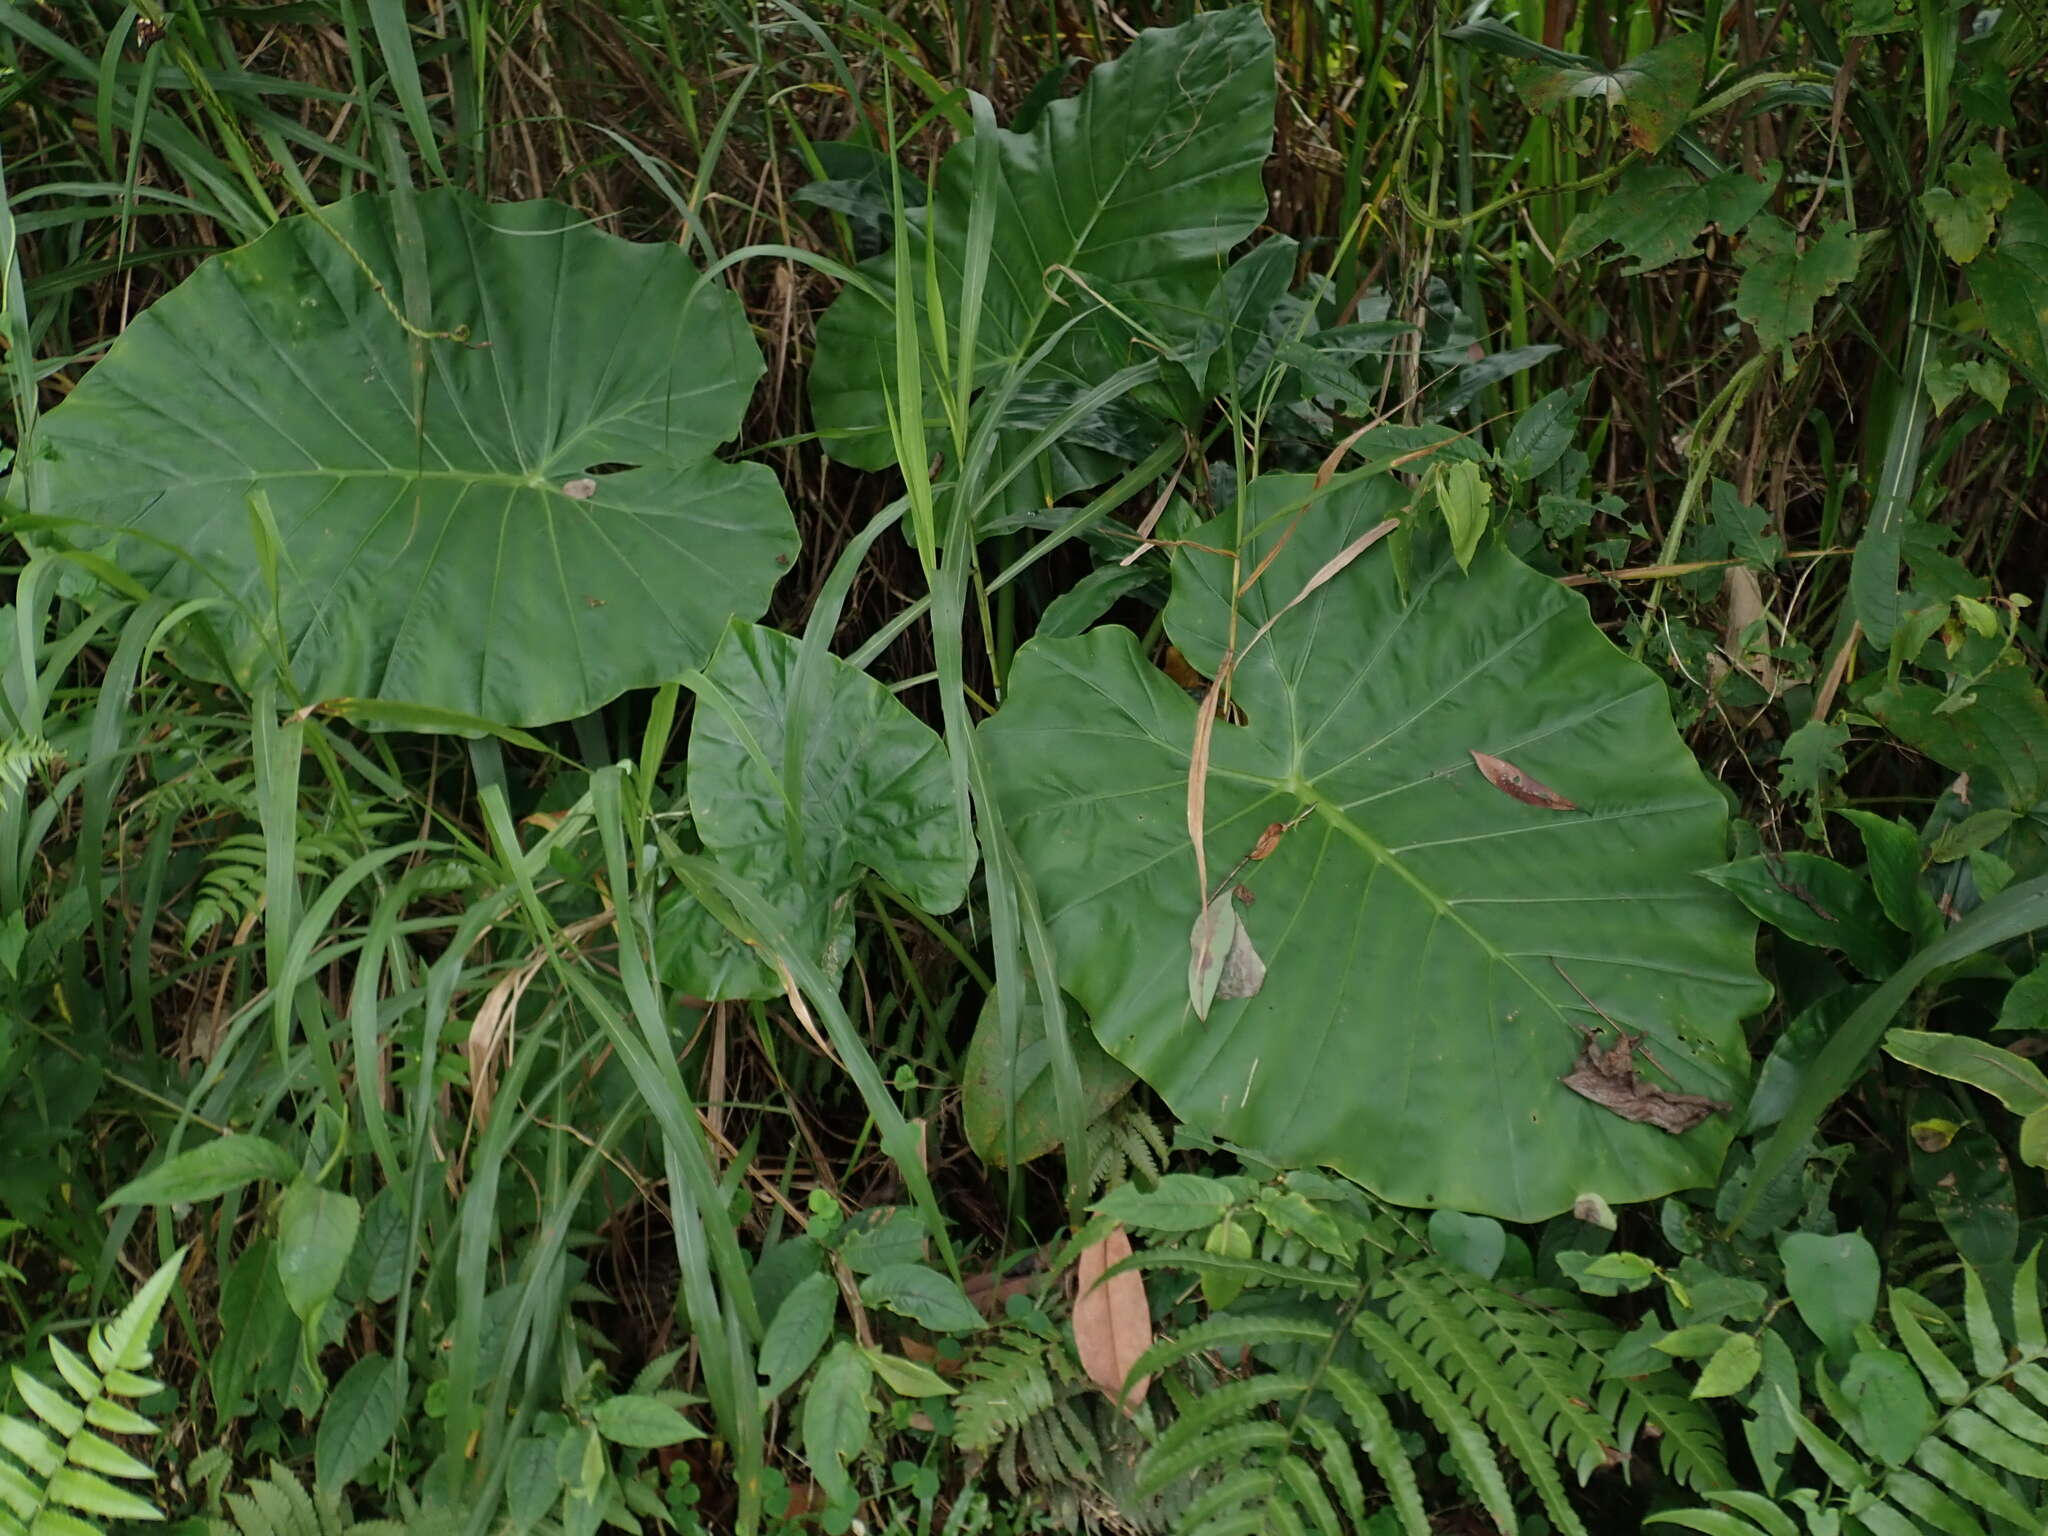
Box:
807;8;1275;474
980;476;1768;1220
25;190;797;727
657;623;974;1001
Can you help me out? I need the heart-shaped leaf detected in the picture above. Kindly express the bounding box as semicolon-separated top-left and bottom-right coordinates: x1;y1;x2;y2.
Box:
981;473;1765;1219
658;622;973;1000
808;9;1275;473
26;190;797;727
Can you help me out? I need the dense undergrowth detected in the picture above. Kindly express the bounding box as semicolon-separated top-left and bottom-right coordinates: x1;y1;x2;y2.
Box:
2;2;2048;1534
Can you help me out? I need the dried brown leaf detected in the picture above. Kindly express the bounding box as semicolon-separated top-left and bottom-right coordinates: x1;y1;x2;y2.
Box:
1249;821;1288;861
1074;1225;1153;1415
1560;1030;1729;1135
1469;749;1579;811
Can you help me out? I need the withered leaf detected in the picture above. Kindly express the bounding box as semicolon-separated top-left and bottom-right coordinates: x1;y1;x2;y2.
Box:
1561;1029;1729;1135
1249;821;1288;861
1074;1225;1152;1415
1189;891;1266;1018
1470;749;1579;811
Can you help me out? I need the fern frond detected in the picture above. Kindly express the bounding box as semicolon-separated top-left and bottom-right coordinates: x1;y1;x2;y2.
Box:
1325;1366;1430;1536
1353;1309;1518;1534
954;1325;1059;1453
0;1249;182;1536
1376;1264;1588;1536
0;736;56;799
1128;1315;1336;1382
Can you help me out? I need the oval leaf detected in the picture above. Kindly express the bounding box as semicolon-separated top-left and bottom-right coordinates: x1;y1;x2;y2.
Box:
801;1342;873;1506
275;1182;361;1326
27;190;798;727
315;1353;398;1490
591;1394;703;1449
102;1135;298;1209
758;1271;839;1404
981;473;1765;1219
856;1263;984;1334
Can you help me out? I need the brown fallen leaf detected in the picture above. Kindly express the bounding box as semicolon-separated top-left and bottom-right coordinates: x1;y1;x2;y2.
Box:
1470;749;1579;811
1249;821;1289;861
1561;1029;1729;1135
1073;1225;1152;1415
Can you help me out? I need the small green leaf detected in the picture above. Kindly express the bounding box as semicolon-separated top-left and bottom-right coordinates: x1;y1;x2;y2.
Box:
1921;146;2015;264
1426;1210;1506;1280
1692;1334;1762;1398
1781;1231;1879;1360
591;1395;703;1448
1735;215;1868;350
758;1271;838;1404
864;1350;956;1398
1434;458;1491;571
857;1264;985;1333
315;1353;398;1490
1655;1324;1735;1359
102;1135;298;1209
1583;1251;1660;1283
275;1182;361;1326
801;1342;873;1506
1840;1348;1934;1466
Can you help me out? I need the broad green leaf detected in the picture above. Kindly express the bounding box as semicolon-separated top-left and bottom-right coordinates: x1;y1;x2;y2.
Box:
1868;657;2048;804
1692;1334;1762;1398
1883;1029;2048;1113
503;1435;564;1531
1701;852;1900;979
1913;1125;2019;1271
856;1264;984;1333
1975;193;2048;387
758;1271;838;1404
2000;963;2048;1033
275;1182;360;1326
808;9;1274;471
1516;31;1707;152
961;982;1133;1168
1498;380;1591;482
1655;1324;1735;1359
1736;215;1868;351
1559;163;1777;275
1836;810;1939;946
344;1186;409;1306
831;1207;926;1276
657;622;973;1000
1093;1174;1239;1233
591;1395;703;1448
102;1134;297;1208
1840;1348;1934;1466
25;190;797;727
800;1342;873;1506
315;1352;398;1490
1780;1231;1879;1360
982;473;1764;1220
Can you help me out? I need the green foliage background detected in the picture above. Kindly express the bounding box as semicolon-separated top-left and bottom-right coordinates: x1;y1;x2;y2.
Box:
0;3;2046;1535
